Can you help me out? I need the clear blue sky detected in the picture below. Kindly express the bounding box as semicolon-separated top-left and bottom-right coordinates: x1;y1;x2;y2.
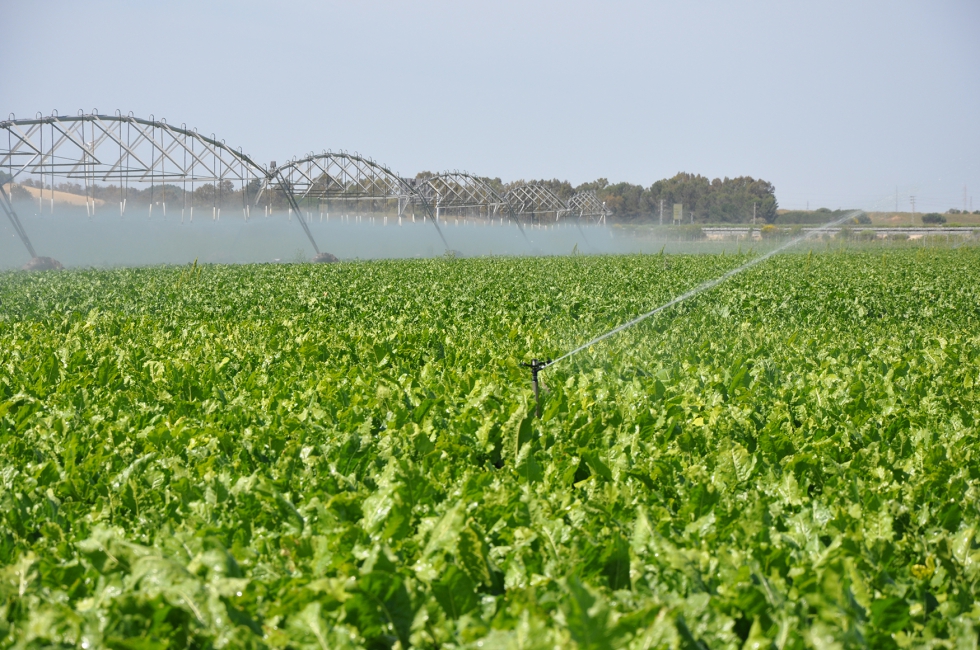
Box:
2;0;978;212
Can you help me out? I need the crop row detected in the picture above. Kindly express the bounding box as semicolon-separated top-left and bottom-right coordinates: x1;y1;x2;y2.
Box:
1;249;979;648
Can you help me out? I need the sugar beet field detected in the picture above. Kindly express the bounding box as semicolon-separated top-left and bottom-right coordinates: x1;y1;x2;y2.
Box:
2;249;980;649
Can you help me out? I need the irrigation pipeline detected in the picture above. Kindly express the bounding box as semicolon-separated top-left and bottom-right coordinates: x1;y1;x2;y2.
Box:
275;170;321;256
0;184;37;258
430;214;451;251
499;204;532;249
574;221;596;252
515;219;533;248
535;210;865;376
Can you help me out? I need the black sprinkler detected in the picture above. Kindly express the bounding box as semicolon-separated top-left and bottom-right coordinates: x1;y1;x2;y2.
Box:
521;358;551;417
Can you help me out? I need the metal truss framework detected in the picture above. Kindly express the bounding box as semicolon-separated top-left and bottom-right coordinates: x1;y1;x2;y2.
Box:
505;184;572;222
417;172;515;222
568;190;609;223
0;114;428;256
0;111;276;255
1;112;264;190
264;151;414;205
265;152;448;248
1;111;611;261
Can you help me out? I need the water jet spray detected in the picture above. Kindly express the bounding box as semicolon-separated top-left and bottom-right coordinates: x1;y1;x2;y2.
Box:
522;210;867;414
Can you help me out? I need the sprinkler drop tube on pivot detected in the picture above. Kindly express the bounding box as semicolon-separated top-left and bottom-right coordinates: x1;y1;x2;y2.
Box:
521;359;551;417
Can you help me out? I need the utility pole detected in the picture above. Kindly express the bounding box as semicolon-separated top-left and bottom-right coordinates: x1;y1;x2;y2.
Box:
910;196;916;224
753;203;756;225
659;199;663;226
965;185;968;213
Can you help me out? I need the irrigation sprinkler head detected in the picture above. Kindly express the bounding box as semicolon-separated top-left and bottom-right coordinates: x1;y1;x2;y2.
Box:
521;359;552;417
521;358;550;377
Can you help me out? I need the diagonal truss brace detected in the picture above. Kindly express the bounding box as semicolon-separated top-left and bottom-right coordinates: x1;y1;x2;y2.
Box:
567;190;609;223
269;152;450;250
0;184;37;258
505;184;572;221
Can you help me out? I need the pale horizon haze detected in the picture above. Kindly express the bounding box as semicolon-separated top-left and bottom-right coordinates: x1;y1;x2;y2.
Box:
1;0;978;213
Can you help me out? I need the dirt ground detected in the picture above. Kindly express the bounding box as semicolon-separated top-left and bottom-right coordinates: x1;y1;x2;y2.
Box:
866;211;980;226
4;183;106;207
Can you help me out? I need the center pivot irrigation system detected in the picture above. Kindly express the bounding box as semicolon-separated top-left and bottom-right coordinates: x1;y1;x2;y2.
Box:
1;111;610;265
3;112;872;415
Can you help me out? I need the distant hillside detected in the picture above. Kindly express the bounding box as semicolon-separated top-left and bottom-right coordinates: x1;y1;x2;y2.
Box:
4;183;106;207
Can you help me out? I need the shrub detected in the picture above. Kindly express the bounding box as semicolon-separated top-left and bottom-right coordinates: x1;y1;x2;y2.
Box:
921;213;946;225
8;183;33;202
760;224;779;238
672;224;704;240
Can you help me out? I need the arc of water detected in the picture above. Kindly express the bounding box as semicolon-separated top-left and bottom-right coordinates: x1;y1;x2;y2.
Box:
544;211;865;369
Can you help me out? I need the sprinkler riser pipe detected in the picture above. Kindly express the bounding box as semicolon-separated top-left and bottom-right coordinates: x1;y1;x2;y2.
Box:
521;358;552;418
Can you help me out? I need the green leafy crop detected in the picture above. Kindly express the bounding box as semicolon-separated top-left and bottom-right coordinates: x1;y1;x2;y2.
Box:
1;249;979;648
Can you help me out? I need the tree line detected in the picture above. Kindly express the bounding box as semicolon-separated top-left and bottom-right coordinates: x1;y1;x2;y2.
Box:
4;169;780;223
477;172;778;224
